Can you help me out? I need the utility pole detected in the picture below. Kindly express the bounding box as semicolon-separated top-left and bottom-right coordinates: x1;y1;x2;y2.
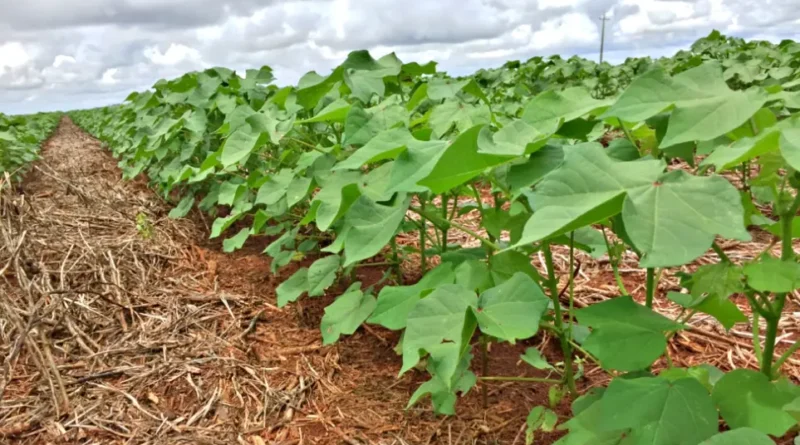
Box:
599;14;609;63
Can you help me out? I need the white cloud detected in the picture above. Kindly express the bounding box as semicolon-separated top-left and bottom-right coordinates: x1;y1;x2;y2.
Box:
143;43;203;66
100;68;119;85
1;0;799;114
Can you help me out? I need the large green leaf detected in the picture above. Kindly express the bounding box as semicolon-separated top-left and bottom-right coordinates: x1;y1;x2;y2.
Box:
575;296;683;371
417;125;514;194
712;369;797;436
473;272;549;343
744;255;800;292
342;102;408;147
384;139;448;194
220;125;265;167
598;376;718;445
320;283;377;344
513;143;663;246
477;120;550;156
368;263;456;330
429;99;492;138
307;255;341;296
276;268;309;307
603;64;767;147
623;170;750;267
401;284;477;378
342;195;411;266
522;87;611;133
333;127;415;170
407;351;476;415
312;171;362;231
700;429;775;445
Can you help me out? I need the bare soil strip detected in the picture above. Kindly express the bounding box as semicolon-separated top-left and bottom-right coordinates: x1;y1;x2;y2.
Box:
1;118;798;445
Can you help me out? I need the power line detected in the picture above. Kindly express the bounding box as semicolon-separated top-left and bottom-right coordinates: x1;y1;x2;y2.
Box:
599;14;610;63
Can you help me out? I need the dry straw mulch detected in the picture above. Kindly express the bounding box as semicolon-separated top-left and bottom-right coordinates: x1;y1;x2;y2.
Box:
1;118;798;445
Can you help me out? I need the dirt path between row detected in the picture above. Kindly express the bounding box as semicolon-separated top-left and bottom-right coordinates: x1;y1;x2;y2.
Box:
0;118;558;445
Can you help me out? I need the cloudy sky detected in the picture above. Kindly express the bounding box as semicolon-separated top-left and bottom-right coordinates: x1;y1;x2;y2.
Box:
1;0;798;115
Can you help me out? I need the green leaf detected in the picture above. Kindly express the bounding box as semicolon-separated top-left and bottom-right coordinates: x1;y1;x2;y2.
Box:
514;143;664;246
604;64;768;147
368;263;455;330
599;376;718;445
429;99;492;138
307;255;341;297
522;87;611;133
333;127;415;170
474;273;549;342
401;284;477;376
507;145;564;192
220;126;265;167
286;176;313;207
454;260;492;293
297;98;351;124
700;428;776;445
624;170;750;267
427;78;470;100
418;125;513;194
313;171;362;231
222;228;250;253
521;348;555;371
489;250;542;285
712;369;797;436
575;296;682;371
320;283;376;345
277;268;309;307
477;120;550;156
168;195;194;219
342;102;408;147
780;127;800;171
343;195;410;267
744;255;800;292
255;169;293;206
407;351;476;415
384;139;448;194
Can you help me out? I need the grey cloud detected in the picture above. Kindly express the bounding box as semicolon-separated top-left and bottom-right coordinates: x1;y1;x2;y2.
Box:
3;0;800;115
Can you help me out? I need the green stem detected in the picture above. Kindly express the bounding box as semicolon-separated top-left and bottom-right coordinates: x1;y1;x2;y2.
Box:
761;313;779;379
618;118;637;148
568;232;576;337
420;200;427;273
390;237;402;284
711;242;731;264
481;335;489;409
645;268;656;308
602;227;629;296
479;376;561;384
440;194;449;253
543;243;577;396
409;206;501;251
774;339;800;371
752;310;763;363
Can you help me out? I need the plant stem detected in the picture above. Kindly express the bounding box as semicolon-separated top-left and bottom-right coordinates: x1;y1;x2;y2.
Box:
751;310;762;362
420;200;427;273
479;376;561;384
774;339;800;371
761;313;779;379
440;193;449;253
543;243;577;396
602;226;629;296
568;232;576;336
618;118;637;149
409;206;501;251
645;268;656;308
711;242;731;263
390;237;402;284
480;335;489;409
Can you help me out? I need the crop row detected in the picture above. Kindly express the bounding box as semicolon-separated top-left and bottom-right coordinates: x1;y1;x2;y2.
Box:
70;31;800;444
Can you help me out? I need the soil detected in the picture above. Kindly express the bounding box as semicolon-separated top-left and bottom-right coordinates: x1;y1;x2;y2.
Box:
1;118;798;445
